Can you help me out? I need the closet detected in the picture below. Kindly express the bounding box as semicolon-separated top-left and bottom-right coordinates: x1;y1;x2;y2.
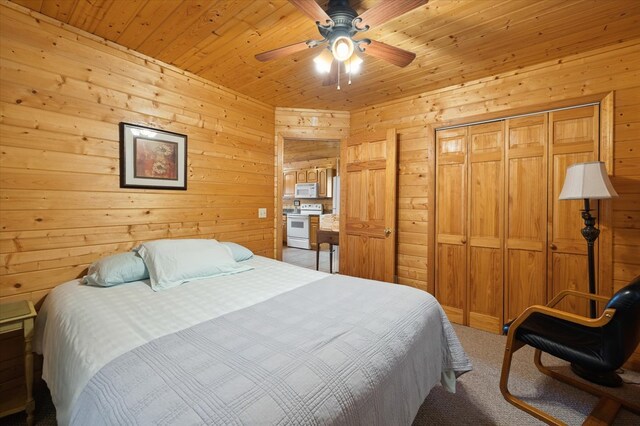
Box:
435;105;599;333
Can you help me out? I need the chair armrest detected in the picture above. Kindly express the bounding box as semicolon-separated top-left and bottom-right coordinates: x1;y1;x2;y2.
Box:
507;304;616;336
547;289;610;308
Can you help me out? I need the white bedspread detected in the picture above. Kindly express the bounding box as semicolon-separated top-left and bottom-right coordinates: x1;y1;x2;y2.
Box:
34;256;327;425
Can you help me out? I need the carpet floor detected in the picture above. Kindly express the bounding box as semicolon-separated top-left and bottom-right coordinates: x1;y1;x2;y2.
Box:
2;324;638;425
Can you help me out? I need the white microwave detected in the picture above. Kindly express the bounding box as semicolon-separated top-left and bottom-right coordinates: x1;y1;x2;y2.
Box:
295;183;318;198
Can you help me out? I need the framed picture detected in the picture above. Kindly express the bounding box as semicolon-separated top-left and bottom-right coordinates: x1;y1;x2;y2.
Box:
119;122;187;190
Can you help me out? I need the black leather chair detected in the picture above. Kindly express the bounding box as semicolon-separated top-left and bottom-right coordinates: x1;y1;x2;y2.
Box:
500;276;640;425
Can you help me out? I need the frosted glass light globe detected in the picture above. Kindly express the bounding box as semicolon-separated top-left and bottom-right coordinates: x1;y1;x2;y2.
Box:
332;36;354;62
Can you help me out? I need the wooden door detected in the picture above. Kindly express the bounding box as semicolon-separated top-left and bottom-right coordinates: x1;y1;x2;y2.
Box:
307;169;318;183
548;105;599;316
435;127;467;325
467;122;504;333
505;115;548;322
283;170;296;198
340;129;397;282
296;170;307;183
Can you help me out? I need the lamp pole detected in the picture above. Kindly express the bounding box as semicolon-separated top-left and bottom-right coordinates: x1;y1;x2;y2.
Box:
581;198;599;319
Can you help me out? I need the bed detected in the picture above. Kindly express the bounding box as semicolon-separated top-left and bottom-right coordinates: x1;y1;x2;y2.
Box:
34;243;471;426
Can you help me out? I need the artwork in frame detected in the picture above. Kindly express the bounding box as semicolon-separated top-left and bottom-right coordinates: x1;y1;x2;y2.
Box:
119;122;187;190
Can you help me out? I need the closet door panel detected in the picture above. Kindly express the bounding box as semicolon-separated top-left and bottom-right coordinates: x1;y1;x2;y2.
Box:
551;253;590;314
469;247;502;332
438;164;465;235
437;244;465;324
507;250;546;319
468;122;503;333
505;115;547;321
435;128;467;324
548;106;599;317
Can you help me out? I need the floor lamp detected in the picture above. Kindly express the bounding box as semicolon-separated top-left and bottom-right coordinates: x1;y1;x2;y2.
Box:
559;161;620;387
559;161;618;317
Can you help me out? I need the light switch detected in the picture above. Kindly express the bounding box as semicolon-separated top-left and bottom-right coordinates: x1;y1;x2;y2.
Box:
258;208;267;218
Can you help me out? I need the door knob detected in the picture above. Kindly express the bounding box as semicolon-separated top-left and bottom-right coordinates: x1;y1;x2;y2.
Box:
550;243;557;250
384;228;392;237
461;237;467;244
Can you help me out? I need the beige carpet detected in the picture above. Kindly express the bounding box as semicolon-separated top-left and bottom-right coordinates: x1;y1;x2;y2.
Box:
413;324;640;425
2;324;638;425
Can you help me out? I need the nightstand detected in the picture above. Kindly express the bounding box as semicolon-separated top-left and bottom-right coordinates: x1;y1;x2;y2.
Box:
0;300;37;426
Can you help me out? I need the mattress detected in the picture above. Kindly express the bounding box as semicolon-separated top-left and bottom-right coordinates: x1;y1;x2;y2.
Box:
34;255;471;425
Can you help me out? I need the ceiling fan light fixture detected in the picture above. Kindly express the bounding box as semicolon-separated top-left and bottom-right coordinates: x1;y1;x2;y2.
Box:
313;49;333;74
331;36;354;62
345;54;363;74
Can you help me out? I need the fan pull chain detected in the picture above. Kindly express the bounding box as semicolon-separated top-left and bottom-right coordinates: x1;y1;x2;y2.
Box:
337;63;341;90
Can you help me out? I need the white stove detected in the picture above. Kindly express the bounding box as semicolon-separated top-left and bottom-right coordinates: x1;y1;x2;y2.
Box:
287;204;323;249
299;203;323;215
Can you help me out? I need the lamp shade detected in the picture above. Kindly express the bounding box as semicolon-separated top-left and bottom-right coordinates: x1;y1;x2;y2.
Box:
559;161;618;200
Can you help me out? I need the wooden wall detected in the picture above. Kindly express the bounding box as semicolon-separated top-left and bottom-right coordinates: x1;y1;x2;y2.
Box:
274;108;349;258
351;39;640;366
351;39;640;297
0;4;276;305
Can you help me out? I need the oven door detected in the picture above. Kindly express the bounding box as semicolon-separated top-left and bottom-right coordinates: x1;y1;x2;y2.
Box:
286;214;310;249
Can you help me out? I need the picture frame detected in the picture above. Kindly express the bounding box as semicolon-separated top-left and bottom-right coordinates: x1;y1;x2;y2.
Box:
119;122;187;190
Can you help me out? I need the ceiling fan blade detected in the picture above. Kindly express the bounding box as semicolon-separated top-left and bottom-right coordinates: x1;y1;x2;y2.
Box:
255;41;316;62
361;39;416;67
356;0;429;30
288;0;333;25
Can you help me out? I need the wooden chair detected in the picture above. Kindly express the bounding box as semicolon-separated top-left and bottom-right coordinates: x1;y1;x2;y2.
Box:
500;276;640;425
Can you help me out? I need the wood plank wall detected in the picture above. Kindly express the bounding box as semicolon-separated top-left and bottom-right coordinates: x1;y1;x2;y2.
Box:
351;39;640;367
274;108;349;258
0;4;276;306
351;39;640;295
275;108;350;140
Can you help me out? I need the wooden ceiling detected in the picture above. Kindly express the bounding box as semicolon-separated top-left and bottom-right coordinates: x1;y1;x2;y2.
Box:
8;0;640;110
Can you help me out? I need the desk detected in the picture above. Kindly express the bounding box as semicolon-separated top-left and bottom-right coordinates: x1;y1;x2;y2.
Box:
316;229;339;273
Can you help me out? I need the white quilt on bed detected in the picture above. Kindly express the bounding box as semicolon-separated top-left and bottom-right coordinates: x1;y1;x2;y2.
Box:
34;256;327;425
35;256;471;425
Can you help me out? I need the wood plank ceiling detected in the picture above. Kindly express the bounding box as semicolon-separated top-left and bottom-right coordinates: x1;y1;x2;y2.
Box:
8;0;640;110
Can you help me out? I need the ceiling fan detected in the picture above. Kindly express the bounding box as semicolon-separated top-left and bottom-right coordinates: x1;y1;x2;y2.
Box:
255;0;428;88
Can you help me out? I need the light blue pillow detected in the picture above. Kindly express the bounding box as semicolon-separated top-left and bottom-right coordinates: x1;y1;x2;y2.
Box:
83;252;149;287
221;242;254;262
136;239;253;291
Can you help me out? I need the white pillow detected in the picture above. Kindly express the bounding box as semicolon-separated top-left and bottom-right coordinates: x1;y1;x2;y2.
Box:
83;252;149;287
221;242;254;262
136;239;253;291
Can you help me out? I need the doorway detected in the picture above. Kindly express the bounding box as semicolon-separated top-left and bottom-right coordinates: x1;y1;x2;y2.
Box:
277;137;340;273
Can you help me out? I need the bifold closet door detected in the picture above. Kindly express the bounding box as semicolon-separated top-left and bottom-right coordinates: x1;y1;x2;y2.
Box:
505;115;548;322
548;105;599;316
435;127;467;325
467;122;504;333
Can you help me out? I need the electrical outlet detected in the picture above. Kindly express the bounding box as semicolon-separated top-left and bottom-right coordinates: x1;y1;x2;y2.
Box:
258;208;267;219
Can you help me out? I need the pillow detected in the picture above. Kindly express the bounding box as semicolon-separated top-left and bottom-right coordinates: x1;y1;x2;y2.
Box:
136;239;253;291
83;252;149;287
221;242;254;262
